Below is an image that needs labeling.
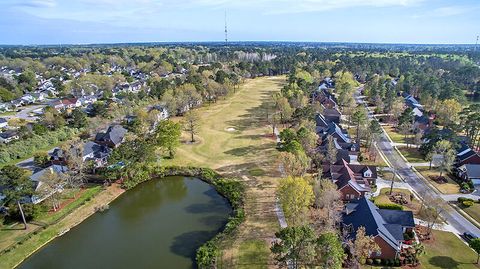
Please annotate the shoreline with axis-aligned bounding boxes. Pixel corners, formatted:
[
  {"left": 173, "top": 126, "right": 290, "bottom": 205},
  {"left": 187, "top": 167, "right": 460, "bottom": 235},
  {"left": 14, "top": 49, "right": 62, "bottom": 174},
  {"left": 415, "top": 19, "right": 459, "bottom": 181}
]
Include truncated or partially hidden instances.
[
  {"left": 6, "top": 168, "right": 244, "bottom": 269},
  {"left": 2, "top": 184, "right": 125, "bottom": 269}
]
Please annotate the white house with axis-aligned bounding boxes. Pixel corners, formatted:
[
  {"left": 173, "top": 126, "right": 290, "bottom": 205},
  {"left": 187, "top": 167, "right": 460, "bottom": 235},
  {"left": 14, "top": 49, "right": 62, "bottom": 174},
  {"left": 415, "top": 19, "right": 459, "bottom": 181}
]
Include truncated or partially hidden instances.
[{"left": 0, "top": 118, "right": 8, "bottom": 129}]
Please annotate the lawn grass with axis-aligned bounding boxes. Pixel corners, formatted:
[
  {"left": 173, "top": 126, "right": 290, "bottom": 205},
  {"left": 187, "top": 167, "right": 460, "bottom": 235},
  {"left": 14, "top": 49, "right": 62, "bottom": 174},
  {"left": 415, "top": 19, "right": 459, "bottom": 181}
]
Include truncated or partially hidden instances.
[
  {"left": 397, "top": 147, "right": 425, "bottom": 163},
  {"left": 462, "top": 203, "right": 480, "bottom": 225},
  {"left": 373, "top": 188, "right": 420, "bottom": 213},
  {"left": 416, "top": 166, "right": 460, "bottom": 194},
  {"left": 0, "top": 184, "right": 124, "bottom": 269},
  {"left": 383, "top": 125, "right": 411, "bottom": 144},
  {"left": 420, "top": 230, "right": 480, "bottom": 269},
  {"left": 164, "top": 76, "right": 286, "bottom": 267},
  {"left": 237, "top": 239, "right": 269, "bottom": 269}
]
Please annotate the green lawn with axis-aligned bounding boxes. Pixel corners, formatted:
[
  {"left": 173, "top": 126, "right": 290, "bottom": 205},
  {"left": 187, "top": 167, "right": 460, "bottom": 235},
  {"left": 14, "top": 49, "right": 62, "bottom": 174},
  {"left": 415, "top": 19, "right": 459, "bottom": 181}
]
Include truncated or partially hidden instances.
[
  {"left": 383, "top": 125, "right": 412, "bottom": 144},
  {"left": 416, "top": 166, "right": 460, "bottom": 194},
  {"left": 373, "top": 188, "right": 420, "bottom": 213},
  {"left": 237, "top": 239, "right": 269, "bottom": 269},
  {"left": 462, "top": 203, "right": 480, "bottom": 225},
  {"left": 420, "top": 230, "right": 480, "bottom": 269},
  {"left": 397, "top": 147, "right": 425, "bottom": 163}
]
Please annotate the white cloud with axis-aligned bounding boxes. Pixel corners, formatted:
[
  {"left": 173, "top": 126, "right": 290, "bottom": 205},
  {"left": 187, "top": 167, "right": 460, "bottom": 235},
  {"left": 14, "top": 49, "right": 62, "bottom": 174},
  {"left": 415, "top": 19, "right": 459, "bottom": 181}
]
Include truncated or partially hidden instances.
[
  {"left": 412, "top": 5, "right": 477, "bottom": 18},
  {"left": 13, "top": 0, "right": 56, "bottom": 8}
]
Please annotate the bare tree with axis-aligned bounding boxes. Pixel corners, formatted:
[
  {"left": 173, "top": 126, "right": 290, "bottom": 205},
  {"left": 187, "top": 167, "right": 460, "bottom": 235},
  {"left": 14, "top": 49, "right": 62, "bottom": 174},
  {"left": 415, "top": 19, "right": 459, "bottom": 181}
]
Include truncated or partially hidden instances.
[
  {"left": 347, "top": 226, "right": 380, "bottom": 268},
  {"left": 39, "top": 170, "right": 65, "bottom": 211},
  {"left": 326, "top": 135, "right": 338, "bottom": 164},
  {"left": 183, "top": 110, "right": 200, "bottom": 143},
  {"left": 313, "top": 178, "right": 342, "bottom": 231}
]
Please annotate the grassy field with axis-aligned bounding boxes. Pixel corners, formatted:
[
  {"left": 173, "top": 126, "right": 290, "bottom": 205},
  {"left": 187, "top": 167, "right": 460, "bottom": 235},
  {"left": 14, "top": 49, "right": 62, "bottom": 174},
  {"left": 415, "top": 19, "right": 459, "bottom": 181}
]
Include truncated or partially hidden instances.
[
  {"left": 165, "top": 76, "right": 286, "bottom": 268},
  {"left": 398, "top": 147, "right": 424, "bottom": 163},
  {"left": 416, "top": 166, "right": 460, "bottom": 194},
  {"left": 236, "top": 239, "right": 269, "bottom": 269},
  {"left": 420, "top": 230, "right": 480, "bottom": 269}
]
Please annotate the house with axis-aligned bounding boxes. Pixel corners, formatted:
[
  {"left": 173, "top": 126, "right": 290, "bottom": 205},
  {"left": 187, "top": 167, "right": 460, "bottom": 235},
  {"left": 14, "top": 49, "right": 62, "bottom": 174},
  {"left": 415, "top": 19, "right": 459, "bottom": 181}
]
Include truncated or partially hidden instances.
[
  {"left": 404, "top": 95, "right": 423, "bottom": 110},
  {"left": 0, "top": 118, "right": 8, "bottom": 129},
  {"left": 20, "top": 94, "right": 35, "bottom": 104},
  {"left": 31, "top": 92, "right": 47, "bottom": 102},
  {"left": 315, "top": 114, "right": 351, "bottom": 144},
  {"left": 78, "top": 95, "right": 98, "bottom": 106},
  {"left": 342, "top": 197, "right": 415, "bottom": 259},
  {"left": 95, "top": 125, "right": 128, "bottom": 148},
  {"left": 322, "top": 160, "right": 377, "bottom": 200},
  {"left": 0, "top": 131, "right": 19, "bottom": 143},
  {"left": 322, "top": 105, "right": 342, "bottom": 124},
  {"left": 317, "top": 136, "right": 358, "bottom": 164},
  {"left": 458, "top": 164, "right": 480, "bottom": 184},
  {"left": 29, "top": 165, "right": 68, "bottom": 204},
  {"left": 456, "top": 143, "right": 480, "bottom": 167},
  {"left": 83, "top": 141, "right": 111, "bottom": 167},
  {"left": 51, "top": 98, "right": 81, "bottom": 111}
]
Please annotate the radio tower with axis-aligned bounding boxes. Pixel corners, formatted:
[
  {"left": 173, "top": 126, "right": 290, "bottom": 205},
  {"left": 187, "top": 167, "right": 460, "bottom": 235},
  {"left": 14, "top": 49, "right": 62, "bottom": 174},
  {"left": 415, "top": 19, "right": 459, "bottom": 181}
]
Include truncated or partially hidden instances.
[
  {"left": 224, "top": 10, "right": 228, "bottom": 46},
  {"left": 475, "top": 35, "right": 479, "bottom": 52}
]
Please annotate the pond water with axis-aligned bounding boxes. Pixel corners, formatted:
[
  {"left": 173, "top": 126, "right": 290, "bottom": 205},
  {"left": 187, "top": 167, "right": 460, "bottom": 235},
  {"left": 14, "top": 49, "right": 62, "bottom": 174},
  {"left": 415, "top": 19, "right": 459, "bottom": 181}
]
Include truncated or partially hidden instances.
[{"left": 18, "top": 176, "right": 232, "bottom": 269}]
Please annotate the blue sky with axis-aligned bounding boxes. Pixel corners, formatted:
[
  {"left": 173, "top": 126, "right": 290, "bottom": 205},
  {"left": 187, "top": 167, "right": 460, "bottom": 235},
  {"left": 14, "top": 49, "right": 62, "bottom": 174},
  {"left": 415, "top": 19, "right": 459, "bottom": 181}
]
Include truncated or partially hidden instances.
[{"left": 0, "top": 0, "right": 479, "bottom": 45}]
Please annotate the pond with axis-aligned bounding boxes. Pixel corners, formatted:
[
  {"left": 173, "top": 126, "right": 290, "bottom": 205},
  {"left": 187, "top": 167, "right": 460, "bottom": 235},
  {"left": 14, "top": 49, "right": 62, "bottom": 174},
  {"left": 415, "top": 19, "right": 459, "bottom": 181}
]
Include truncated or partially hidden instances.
[{"left": 18, "top": 176, "right": 232, "bottom": 269}]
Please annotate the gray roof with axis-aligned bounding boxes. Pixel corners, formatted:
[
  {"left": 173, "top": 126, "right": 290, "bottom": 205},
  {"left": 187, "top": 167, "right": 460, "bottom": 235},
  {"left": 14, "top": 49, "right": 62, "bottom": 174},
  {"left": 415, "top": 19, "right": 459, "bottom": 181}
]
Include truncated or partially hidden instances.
[
  {"left": 95, "top": 125, "right": 127, "bottom": 146},
  {"left": 30, "top": 165, "right": 68, "bottom": 182},
  {"left": 0, "top": 118, "right": 7, "bottom": 124},
  {"left": 464, "top": 164, "right": 480, "bottom": 179},
  {"left": 343, "top": 197, "right": 414, "bottom": 250}
]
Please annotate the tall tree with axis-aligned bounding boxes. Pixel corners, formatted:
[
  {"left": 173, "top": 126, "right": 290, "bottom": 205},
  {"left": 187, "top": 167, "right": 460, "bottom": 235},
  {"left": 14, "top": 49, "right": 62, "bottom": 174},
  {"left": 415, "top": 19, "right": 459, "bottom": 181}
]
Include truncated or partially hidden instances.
[
  {"left": 326, "top": 135, "right": 338, "bottom": 164},
  {"left": 316, "top": 232, "right": 345, "bottom": 269},
  {"left": 313, "top": 179, "right": 342, "bottom": 230},
  {"left": 0, "top": 165, "right": 34, "bottom": 229},
  {"left": 155, "top": 120, "right": 181, "bottom": 158},
  {"left": 278, "top": 176, "right": 314, "bottom": 226},
  {"left": 183, "top": 110, "right": 200, "bottom": 143},
  {"left": 271, "top": 226, "right": 317, "bottom": 269},
  {"left": 351, "top": 106, "right": 367, "bottom": 143},
  {"left": 348, "top": 226, "right": 380, "bottom": 267},
  {"left": 469, "top": 238, "right": 480, "bottom": 264}
]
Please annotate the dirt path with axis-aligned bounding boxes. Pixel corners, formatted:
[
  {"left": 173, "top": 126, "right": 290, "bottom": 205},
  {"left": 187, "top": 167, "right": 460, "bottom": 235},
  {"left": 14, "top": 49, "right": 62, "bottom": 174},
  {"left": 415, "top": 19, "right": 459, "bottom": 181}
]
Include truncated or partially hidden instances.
[{"left": 165, "top": 76, "right": 286, "bottom": 268}]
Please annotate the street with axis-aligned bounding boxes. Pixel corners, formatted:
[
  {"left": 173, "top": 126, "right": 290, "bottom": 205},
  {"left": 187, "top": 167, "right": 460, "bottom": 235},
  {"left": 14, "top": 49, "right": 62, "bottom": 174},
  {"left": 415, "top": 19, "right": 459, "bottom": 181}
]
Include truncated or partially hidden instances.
[{"left": 355, "top": 87, "right": 480, "bottom": 237}]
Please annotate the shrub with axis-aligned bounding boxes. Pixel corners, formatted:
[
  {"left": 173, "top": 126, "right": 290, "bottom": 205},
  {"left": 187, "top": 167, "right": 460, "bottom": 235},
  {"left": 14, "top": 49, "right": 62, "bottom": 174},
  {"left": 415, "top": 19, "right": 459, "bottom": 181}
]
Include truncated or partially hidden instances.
[
  {"left": 458, "top": 197, "right": 474, "bottom": 203},
  {"left": 462, "top": 200, "right": 475, "bottom": 207},
  {"left": 366, "top": 259, "right": 373, "bottom": 265},
  {"left": 374, "top": 258, "right": 382, "bottom": 265},
  {"left": 376, "top": 203, "right": 403, "bottom": 210}
]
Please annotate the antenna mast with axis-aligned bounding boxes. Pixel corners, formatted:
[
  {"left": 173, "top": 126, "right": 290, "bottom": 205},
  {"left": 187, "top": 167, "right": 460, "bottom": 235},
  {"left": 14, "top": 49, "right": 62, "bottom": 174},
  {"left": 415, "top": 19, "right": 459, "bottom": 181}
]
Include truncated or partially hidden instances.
[
  {"left": 475, "top": 35, "right": 479, "bottom": 52},
  {"left": 224, "top": 10, "right": 228, "bottom": 46}
]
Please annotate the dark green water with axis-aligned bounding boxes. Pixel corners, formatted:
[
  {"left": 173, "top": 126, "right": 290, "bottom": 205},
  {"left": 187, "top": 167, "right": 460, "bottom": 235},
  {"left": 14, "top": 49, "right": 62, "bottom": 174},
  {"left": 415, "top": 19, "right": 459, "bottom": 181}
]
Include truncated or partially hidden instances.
[{"left": 18, "top": 176, "right": 232, "bottom": 269}]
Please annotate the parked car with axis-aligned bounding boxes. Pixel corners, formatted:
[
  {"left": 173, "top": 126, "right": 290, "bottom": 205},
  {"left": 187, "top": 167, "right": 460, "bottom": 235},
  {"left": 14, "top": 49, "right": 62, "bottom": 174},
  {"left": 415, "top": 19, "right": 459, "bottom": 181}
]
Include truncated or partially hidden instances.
[{"left": 463, "top": 232, "right": 477, "bottom": 242}]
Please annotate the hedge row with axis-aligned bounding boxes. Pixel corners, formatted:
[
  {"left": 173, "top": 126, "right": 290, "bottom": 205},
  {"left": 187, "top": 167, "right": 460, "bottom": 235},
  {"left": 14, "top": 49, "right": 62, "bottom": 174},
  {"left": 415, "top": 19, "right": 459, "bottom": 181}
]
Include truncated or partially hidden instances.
[{"left": 376, "top": 203, "right": 404, "bottom": 210}]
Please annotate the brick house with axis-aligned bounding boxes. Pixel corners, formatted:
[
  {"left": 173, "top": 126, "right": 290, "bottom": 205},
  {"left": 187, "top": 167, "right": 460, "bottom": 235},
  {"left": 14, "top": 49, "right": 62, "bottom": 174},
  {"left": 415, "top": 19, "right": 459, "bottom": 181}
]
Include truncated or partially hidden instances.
[
  {"left": 322, "top": 160, "right": 377, "bottom": 200},
  {"left": 342, "top": 197, "right": 415, "bottom": 259}
]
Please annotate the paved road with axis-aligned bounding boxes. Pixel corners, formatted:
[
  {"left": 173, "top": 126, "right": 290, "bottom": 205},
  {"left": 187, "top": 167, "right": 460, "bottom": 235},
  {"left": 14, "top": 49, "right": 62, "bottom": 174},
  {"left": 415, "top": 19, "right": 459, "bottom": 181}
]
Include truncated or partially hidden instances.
[{"left": 355, "top": 88, "right": 480, "bottom": 237}]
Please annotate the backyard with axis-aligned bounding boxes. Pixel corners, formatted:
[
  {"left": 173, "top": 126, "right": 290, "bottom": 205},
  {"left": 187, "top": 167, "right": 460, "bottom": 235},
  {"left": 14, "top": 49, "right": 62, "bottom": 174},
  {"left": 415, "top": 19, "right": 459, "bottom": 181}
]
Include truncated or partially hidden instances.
[
  {"left": 0, "top": 184, "right": 123, "bottom": 269},
  {"left": 164, "top": 76, "right": 286, "bottom": 268}
]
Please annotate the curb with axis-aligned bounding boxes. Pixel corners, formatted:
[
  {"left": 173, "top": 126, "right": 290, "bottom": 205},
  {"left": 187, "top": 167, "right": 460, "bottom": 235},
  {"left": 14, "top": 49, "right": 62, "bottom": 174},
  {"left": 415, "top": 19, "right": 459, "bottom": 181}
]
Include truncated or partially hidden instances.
[{"left": 451, "top": 203, "right": 480, "bottom": 230}]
